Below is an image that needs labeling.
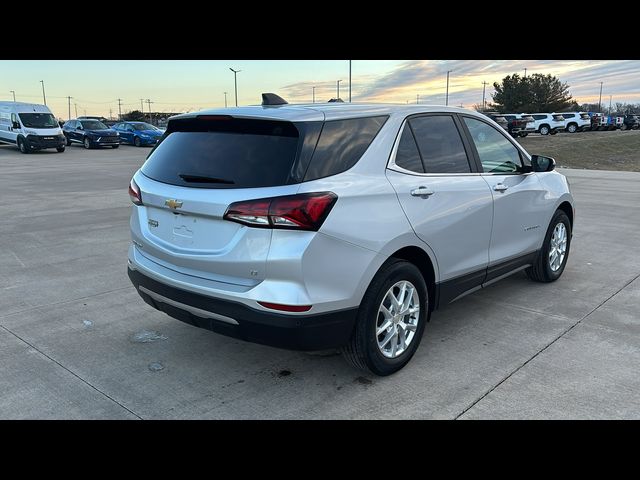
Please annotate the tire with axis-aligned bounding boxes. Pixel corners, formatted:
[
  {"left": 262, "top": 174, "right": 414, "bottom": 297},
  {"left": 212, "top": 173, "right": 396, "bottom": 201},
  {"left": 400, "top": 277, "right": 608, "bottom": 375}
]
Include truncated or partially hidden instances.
[
  {"left": 56, "top": 146, "right": 65, "bottom": 152},
  {"left": 111, "top": 144, "right": 119, "bottom": 149},
  {"left": 341, "top": 259, "right": 428, "bottom": 376},
  {"left": 17, "top": 137, "right": 29, "bottom": 154},
  {"left": 526, "top": 210, "right": 571, "bottom": 283},
  {"left": 567, "top": 123, "right": 577, "bottom": 133},
  {"left": 621, "top": 123, "right": 628, "bottom": 131},
  {"left": 539, "top": 125, "right": 550, "bottom": 135},
  {"left": 134, "top": 137, "right": 141, "bottom": 147},
  {"left": 83, "top": 137, "right": 92, "bottom": 149},
  {"left": 65, "top": 135, "right": 72, "bottom": 146}
]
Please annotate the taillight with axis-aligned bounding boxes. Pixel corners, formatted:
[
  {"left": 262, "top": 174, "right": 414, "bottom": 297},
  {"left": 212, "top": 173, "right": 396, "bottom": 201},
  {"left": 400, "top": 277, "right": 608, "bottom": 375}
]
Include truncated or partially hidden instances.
[
  {"left": 224, "top": 192, "right": 338, "bottom": 231},
  {"left": 128, "top": 179, "right": 143, "bottom": 206}
]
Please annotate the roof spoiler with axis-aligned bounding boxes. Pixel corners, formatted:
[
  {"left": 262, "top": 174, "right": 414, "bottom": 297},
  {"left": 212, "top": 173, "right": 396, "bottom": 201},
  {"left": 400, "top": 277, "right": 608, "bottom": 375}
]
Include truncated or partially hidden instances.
[{"left": 261, "top": 93, "right": 288, "bottom": 106}]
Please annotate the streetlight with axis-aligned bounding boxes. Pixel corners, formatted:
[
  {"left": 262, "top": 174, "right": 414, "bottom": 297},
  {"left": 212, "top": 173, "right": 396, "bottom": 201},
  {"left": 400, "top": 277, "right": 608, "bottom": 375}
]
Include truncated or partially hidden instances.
[
  {"left": 10, "top": 90, "right": 15, "bottom": 102},
  {"left": 224, "top": 92, "right": 228, "bottom": 108},
  {"left": 598, "top": 82, "right": 604, "bottom": 113},
  {"left": 40, "top": 80, "right": 47, "bottom": 106},
  {"left": 445, "top": 70, "right": 452, "bottom": 106},
  {"left": 482, "top": 81, "right": 488, "bottom": 111},
  {"left": 337, "top": 80, "right": 342, "bottom": 100},
  {"left": 416, "top": 94, "right": 420, "bottom": 104},
  {"left": 349, "top": 60, "right": 352, "bottom": 103},
  {"left": 312, "top": 86, "right": 316, "bottom": 103},
  {"left": 524, "top": 68, "right": 527, "bottom": 78},
  {"left": 229, "top": 68, "right": 241, "bottom": 107}
]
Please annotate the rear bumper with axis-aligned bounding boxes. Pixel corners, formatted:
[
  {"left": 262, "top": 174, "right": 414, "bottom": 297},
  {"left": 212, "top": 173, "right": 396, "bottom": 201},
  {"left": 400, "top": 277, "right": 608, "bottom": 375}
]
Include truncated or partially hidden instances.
[{"left": 128, "top": 267, "right": 358, "bottom": 351}]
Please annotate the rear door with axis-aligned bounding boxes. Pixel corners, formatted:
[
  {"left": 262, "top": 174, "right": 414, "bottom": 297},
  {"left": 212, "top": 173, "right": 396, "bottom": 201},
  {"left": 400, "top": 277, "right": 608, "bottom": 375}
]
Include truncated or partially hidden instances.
[
  {"left": 131, "top": 117, "right": 312, "bottom": 285},
  {"left": 460, "top": 115, "right": 550, "bottom": 274},
  {"left": 385, "top": 114, "right": 493, "bottom": 297}
]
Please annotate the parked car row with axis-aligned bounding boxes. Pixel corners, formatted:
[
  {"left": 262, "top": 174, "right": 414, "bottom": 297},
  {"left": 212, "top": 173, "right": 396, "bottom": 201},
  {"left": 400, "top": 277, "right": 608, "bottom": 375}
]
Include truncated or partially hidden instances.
[
  {"left": 483, "top": 110, "right": 640, "bottom": 137},
  {"left": 0, "top": 101, "right": 165, "bottom": 153}
]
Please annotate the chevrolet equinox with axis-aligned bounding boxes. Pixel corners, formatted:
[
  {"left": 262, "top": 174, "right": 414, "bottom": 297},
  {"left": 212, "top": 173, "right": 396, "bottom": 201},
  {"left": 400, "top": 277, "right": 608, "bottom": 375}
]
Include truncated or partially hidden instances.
[{"left": 127, "top": 99, "right": 574, "bottom": 376}]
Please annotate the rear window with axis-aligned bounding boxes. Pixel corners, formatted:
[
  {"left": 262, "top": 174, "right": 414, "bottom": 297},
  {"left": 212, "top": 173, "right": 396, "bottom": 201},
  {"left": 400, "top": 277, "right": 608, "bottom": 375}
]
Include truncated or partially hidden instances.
[
  {"left": 141, "top": 115, "right": 387, "bottom": 189},
  {"left": 580, "top": 113, "right": 591, "bottom": 120},
  {"left": 142, "top": 118, "right": 302, "bottom": 189}
]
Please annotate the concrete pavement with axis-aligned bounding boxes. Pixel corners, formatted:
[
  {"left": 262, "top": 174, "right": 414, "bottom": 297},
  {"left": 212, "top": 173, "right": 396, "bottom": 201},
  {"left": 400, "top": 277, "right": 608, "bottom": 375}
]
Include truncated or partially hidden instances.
[{"left": 1, "top": 143, "right": 638, "bottom": 419}]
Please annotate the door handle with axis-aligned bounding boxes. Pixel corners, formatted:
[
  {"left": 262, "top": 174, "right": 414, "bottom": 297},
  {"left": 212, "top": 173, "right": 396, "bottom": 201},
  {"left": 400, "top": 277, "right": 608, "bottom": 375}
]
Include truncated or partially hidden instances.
[
  {"left": 411, "top": 186, "right": 435, "bottom": 198},
  {"left": 494, "top": 183, "right": 509, "bottom": 192}
]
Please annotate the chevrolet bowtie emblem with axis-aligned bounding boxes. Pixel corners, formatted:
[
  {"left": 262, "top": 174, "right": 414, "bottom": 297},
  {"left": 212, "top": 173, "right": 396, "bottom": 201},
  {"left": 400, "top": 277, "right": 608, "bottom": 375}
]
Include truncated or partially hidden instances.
[{"left": 165, "top": 199, "right": 183, "bottom": 209}]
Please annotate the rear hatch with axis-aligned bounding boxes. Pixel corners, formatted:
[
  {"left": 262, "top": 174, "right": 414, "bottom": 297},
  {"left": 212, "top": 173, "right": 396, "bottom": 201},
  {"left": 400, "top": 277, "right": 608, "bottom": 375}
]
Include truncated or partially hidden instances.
[{"left": 131, "top": 115, "right": 320, "bottom": 286}]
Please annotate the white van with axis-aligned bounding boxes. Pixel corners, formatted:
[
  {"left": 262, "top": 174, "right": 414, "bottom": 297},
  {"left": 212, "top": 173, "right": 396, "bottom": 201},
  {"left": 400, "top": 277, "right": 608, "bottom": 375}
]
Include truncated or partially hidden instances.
[{"left": 0, "top": 102, "right": 66, "bottom": 153}]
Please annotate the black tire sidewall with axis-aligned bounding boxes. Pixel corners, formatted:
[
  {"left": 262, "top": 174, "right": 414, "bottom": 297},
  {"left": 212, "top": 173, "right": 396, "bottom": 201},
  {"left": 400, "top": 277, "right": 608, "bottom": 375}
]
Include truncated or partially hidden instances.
[
  {"left": 540, "top": 211, "right": 571, "bottom": 281},
  {"left": 134, "top": 137, "right": 141, "bottom": 147},
  {"left": 84, "top": 137, "right": 91, "bottom": 149},
  {"left": 358, "top": 261, "right": 428, "bottom": 375}
]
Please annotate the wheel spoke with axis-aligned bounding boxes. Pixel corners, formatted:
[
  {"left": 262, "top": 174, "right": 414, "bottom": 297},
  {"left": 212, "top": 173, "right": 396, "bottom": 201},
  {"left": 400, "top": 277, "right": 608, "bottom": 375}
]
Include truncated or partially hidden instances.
[
  {"left": 380, "top": 328, "right": 396, "bottom": 349},
  {"left": 402, "top": 286, "right": 414, "bottom": 311},
  {"left": 380, "top": 305, "right": 393, "bottom": 320},
  {"left": 403, "top": 322, "right": 417, "bottom": 332},
  {"left": 398, "top": 329, "right": 406, "bottom": 351},
  {"left": 377, "top": 320, "right": 393, "bottom": 336},
  {"left": 390, "top": 332, "right": 398, "bottom": 357}
]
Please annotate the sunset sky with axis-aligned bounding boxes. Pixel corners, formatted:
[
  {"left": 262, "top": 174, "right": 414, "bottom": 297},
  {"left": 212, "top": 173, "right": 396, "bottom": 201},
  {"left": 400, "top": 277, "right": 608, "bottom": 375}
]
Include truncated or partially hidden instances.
[{"left": 1, "top": 60, "right": 638, "bottom": 119}]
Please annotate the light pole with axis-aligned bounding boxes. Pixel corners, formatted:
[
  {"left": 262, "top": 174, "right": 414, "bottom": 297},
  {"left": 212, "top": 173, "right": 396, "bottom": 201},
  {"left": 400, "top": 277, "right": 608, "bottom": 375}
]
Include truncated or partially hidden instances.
[
  {"left": 349, "top": 60, "right": 352, "bottom": 103},
  {"left": 10, "top": 90, "right": 16, "bottom": 102},
  {"left": 312, "top": 86, "right": 316, "bottom": 103},
  {"left": 416, "top": 94, "right": 420, "bottom": 105},
  {"left": 598, "top": 82, "right": 603, "bottom": 113},
  {"left": 40, "top": 80, "right": 47, "bottom": 105},
  {"left": 229, "top": 68, "right": 241, "bottom": 107},
  {"left": 524, "top": 68, "right": 527, "bottom": 78},
  {"left": 337, "top": 80, "right": 342, "bottom": 100},
  {"left": 445, "top": 71, "right": 452, "bottom": 106},
  {"left": 74, "top": 103, "right": 78, "bottom": 117},
  {"left": 609, "top": 95, "right": 612, "bottom": 115},
  {"left": 482, "top": 81, "right": 488, "bottom": 111},
  {"left": 224, "top": 92, "right": 228, "bottom": 108},
  {"left": 67, "top": 96, "right": 72, "bottom": 120}
]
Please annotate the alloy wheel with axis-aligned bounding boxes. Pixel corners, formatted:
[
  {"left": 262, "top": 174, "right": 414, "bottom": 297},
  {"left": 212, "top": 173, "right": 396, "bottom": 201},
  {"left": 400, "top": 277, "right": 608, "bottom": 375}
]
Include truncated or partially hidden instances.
[{"left": 376, "top": 281, "right": 420, "bottom": 359}]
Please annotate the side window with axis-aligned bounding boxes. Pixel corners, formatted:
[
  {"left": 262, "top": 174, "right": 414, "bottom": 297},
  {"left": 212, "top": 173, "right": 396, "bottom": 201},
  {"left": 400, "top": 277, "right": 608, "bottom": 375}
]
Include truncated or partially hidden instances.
[
  {"left": 394, "top": 125, "right": 424, "bottom": 173},
  {"left": 126, "top": 124, "right": 135, "bottom": 132},
  {"left": 408, "top": 115, "right": 471, "bottom": 173},
  {"left": 303, "top": 115, "right": 388, "bottom": 181},
  {"left": 564, "top": 114, "right": 574, "bottom": 119},
  {"left": 11, "top": 113, "right": 19, "bottom": 125},
  {"left": 463, "top": 117, "right": 524, "bottom": 174}
]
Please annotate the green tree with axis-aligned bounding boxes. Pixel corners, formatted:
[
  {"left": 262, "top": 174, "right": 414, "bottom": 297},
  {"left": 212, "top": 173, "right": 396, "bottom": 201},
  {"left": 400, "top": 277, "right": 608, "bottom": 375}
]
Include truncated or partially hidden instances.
[
  {"left": 122, "top": 110, "right": 146, "bottom": 121},
  {"left": 492, "top": 73, "right": 576, "bottom": 113}
]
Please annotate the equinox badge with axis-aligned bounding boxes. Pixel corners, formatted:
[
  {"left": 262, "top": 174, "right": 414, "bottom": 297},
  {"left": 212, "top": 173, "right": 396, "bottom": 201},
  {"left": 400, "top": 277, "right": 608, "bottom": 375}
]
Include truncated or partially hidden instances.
[{"left": 165, "top": 199, "right": 183, "bottom": 209}]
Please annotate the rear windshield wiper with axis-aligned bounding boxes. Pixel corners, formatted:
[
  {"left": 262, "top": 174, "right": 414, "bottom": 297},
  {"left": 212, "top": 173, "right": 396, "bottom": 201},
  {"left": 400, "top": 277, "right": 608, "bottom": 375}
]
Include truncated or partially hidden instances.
[{"left": 178, "top": 174, "right": 235, "bottom": 184}]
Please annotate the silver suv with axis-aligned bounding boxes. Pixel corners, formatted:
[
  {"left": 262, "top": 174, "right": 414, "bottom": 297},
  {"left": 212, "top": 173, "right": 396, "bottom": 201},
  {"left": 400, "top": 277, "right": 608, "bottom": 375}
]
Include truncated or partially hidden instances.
[{"left": 127, "top": 101, "right": 574, "bottom": 376}]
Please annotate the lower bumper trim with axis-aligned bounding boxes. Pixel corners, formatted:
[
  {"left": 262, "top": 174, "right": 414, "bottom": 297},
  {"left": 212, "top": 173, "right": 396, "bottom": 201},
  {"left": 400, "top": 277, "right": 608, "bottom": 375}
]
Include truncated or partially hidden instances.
[{"left": 128, "top": 267, "right": 358, "bottom": 351}]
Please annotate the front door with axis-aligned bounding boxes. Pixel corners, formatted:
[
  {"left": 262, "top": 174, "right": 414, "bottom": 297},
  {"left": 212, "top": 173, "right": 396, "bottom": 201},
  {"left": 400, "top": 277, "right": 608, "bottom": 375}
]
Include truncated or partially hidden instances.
[
  {"left": 460, "top": 115, "right": 550, "bottom": 274},
  {"left": 385, "top": 114, "right": 494, "bottom": 303}
]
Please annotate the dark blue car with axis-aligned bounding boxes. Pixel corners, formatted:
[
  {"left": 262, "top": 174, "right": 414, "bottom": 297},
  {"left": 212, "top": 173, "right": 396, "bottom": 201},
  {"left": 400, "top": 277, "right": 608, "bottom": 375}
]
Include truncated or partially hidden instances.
[{"left": 112, "top": 121, "right": 164, "bottom": 147}]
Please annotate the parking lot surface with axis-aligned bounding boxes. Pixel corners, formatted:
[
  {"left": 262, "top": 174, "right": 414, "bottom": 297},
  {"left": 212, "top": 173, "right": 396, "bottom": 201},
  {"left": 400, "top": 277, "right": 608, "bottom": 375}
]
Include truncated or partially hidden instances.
[{"left": 1, "top": 143, "right": 639, "bottom": 419}]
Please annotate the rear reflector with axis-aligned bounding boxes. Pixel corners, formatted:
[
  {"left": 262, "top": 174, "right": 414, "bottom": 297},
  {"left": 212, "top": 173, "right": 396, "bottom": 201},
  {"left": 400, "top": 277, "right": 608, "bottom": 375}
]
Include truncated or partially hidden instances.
[
  {"left": 224, "top": 192, "right": 337, "bottom": 231},
  {"left": 128, "top": 179, "right": 143, "bottom": 205},
  {"left": 258, "top": 301, "right": 312, "bottom": 312}
]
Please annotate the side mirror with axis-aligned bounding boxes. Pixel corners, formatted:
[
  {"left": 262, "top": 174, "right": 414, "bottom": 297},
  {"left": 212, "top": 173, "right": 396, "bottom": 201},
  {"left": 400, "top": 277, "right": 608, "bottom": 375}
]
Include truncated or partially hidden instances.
[
  {"left": 12, "top": 121, "right": 20, "bottom": 129},
  {"left": 531, "top": 154, "right": 556, "bottom": 172}
]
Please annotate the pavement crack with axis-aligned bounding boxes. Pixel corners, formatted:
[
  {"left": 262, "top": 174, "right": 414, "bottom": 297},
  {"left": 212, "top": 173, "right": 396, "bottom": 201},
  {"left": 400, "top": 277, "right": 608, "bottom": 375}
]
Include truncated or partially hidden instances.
[
  {"left": 0, "top": 286, "right": 132, "bottom": 320},
  {"left": 0, "top": 324, "right": 142, "bottom": 420},
  {"left": 454, "top": 271, "right": 640, "bottom": 420}
]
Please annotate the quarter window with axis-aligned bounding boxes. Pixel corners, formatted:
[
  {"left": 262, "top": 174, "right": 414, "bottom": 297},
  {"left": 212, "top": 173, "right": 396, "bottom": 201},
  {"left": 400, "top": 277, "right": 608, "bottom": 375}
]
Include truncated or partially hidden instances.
[
  {"left": 408, "top": 115, "right": 471, "bottom": 173},
  {"left": 463, "top": 117, "right": 524, "bottom": 174},
  {"left": 394, "top": 126, "right": 424, "bottom": 173}
]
